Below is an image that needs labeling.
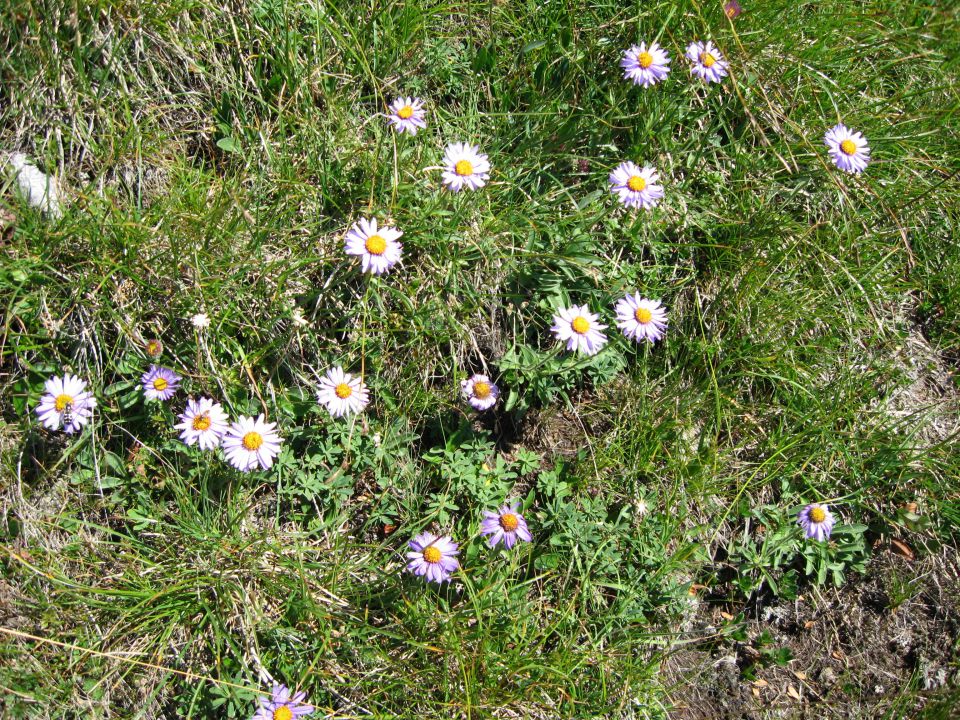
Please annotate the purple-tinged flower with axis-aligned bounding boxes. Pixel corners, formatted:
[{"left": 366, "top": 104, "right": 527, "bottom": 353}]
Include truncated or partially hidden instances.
[
  {"left": 798, "top": 503, "right": 835, "bottom": 542},
  {"left": 461, "top": 374, "right": 499, "bottom": 411},
  {"left": 620, "top": 41, "right": 671, "bottom": 87},
  {"left": 441, "top": 143, "right": 490, "bottom": 192},
  {"left": 316, "top": 366, "right": 370, "bottom": 418},
  {"left": 174, "top": 397, "right": 229, "bottom": 451},
  {"left": 686, "top": 40, "right": 729, "bottom": 83},
  {"left": 406, "top": 532, "right": 459, "bottom": 583},
  {"left": 222, "top": 414, "right": 282, "bottom": 472},
  {"left": 724, "top": 0, "right": 743, "bottom": 19},
  {"left": 345, "top": 217, "right": 403, "bottom": 275},
  {"left": 145, "top": 338, "right": 163, "bottom": 359},
  {"left": 387, "top": 96, "right": 427, "bottom": 136},
  {"left": 480, "top": 503, "right": 532, "bottom": 549},
  {"left": 609, "top": 161, "right": 664, "bottom": 209},
  {"left": 824, "top": 124, "right": 871, "bottom": 174},
  {"left": 252, "top": 683, "right": 313, "bottom": 720},
  {"left": 615, "top": 294, "right": 668, "bottom": 344},
  {"left": 141, "top": 365, "right": 181, "bottom": 402},
  {"left": 551, "top": 304, "right": 608, "bottom": 356},
  {"left": 35, "top": 373, "right": 96, "bottom": 434}
]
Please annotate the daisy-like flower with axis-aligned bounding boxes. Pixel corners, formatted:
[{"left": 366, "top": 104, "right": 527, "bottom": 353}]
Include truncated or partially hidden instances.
[
  {"left": 387, "top": 96, "right": 427, "bottom": 136},
  {"left": 798, "top": 503, "right": 835, "bottom": 542},
  {"left": 252, "top": 683, "right": 313, "bottom": 720},
  {"left": 824, "top": 124, "right": 871, "bottom": 174},
  {"left": 222, "top": 414, "right": 282, "bottom": 472},
  {"left": 615, "top": 294, "right": 668, "bottom": 344},
  {"left": 609, "top": 161, "right": 664, "bottom": 209},
  {"left": 620, "top": 42, "right": 671, "bottom": 88},
  {"left": 461, "top": 374, "right": 499, "bottom": 411},
  {"left": 441, "top": 142, "right": 490, "bottom": 192},
  {"left": 316, "top": 366, "right": 369, "bottom": 418},
  {"left": 686, "top": 40, "right": 729, "bottom": 83},
  {"left": 551, "top": 305, "right": 608, "bottom": 356},
  {"left": 145, "top": 338, "right": 163, "bottom": 359},
  {"left": 344, "top": 217, "right": 403, "bottom": 275},
  {"left": 480, "top": 503, "right": 532, "bottom": 549},
  {"left": 191, "top": 312, "right": 211, "bottom": 329},
  {"left": 141, "top": 365, "right": 181, "bottom": 402},
  {"left": 35, "top": 373, "right": 96, "bottom": 434},
  {"left": 174, "top": 397, "right": 229, "bottom": 451},
  {"left": 406, "top": 532, "right": 459, "bottom": 583}
]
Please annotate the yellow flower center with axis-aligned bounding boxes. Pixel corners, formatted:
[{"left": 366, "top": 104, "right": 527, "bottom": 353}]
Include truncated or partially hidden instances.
[
  {"left": 637, "top": 51, "right": 654, "bottom": 69},
  {"left": 397, "top": 105, "right": 414, "bottom": 119},
  {"left": 273, "top": 707, "right": 293, "bottom": 720},
  {"left": 500, "top": 513, "right": 519, "bottom": 532},
  {"left": 840, "top": 139, "right": 857, "bottom": 156},
  {"left": 335, "top": 383, "right": 353, "bottom": 399},
  {"left": 472, "top": 381, "right": 491, "bottom": 399},
  {"left": 54, "top": 394, "right": 74, "bottom": 412},
  {"left": 571, "top": 316, "right": 591, "bottom": 334},
  {"left": 455, "top": 159, "right": 473, "bottom": 176},
  {"left": 242, "top": 431, "right": 263, "bottom": 451},
  {"left": 809, "top": 507, "right": 827, "bottom": 523},
  {"left": 146, "top": 340, "right": 162, "bottom": 357},
  {"left": 627, "top": 175, "right": 646, "bottom": 192},
  {"left": 192, "top": 414, "right": 212, "bottom": 431},
  {"left": 152, "top": 378, "right": 168, "bottom": 392},
  {"left": 422, "top": 546, "right": 442, "bottom": 563},
  {"left": 700, "top": 52, "right": 716, "bottom": 68},
  {"left": 634, "top": 307, "right": 653, "bottom": 324},
  {"left": 365, "top": 234, "right": 387, "bottom": 255}
]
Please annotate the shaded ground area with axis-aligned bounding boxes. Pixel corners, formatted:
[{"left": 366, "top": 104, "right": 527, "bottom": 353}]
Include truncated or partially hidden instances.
[{"left": 665, "top": 549, "right": 960, "bottom": 718}]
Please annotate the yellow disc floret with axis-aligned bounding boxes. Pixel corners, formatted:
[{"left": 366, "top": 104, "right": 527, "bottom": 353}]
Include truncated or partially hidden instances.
[
  {"left": 273, "top": 706, "right": 293, "bottom": 720},
  {"left": 627, "top": 175, "right": 647, "bottom": 192},
  {"left": 500, "top": 513, "right": 519, "bottom": 531},
  {"left": 840, "top": 139, "right": 857, "bottom": 156},
  {"left": 700, "top": 52, "right": 716, "bottom": 68},
  {"left": 54, "top": 394, "right": 74, "bottom": 412},
  {"left": 397, "top": 105, "right": 414, "bottom": 119},
  {"left": 365, "top": 234, "right": 387, "bottom": 255},
  {"left": 472, "top": 381, "right": 491, "bottom": 399},
  {"left": 637, "top": 51, "right": 654, "bottom": 69},
  {"left": 422, "top": 546, "right": 442, "bottom": 563},
  {"left": 571, "top": 316, "right": 591, "bottom": 334},
  {"left": 192, "top": 414, "right": 212, "bottom": 431},
  {"left": 809, "top": 506, "right": 827, "bottom": 523},
  {"left": 455, "top": 159, "right": 474, "bottom": 176},
  {"left": 335, "top": 383, "right": 353, "bottom": 399},
  {"left": 634, "top": 307, "right": 653, "bottom": 324},
  {"left": 242, "top": 431, "right": 263, "bottom": 451},
  {"left": 153, "top": 378, "right": 168, "bottom": 392}
]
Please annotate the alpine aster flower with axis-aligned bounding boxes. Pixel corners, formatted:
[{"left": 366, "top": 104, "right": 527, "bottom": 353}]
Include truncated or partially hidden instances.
[
  {"left": 252, "top": 684, "right": 313, "bottom": 720},
  {"left": 317, "top": 366, "right": 369, "bottom": 418},
  {"left": 174, "top": 397, "right": 229, "bottom": 451},
  {"left": 387, "top": 96, "right": 427, "bottom": 136},
  {"left": 615, "top": 294, "right": 668, "bottom": 344},
  {"left": 141, "top": 365, "right": 181, "bottom": 402},
  {"left": 222, "top": 414, "right": 282, "bottom": 472},
  {"left": 145, "top": 338, "right": 163, "bottom": 359},
  {"left": 461, "top": 374, "right": 499, "bottom": 411},
  {"left": 620, "top": 42, "right": 671, "bottom": 87},
  {"left": 35, "top": 373, "right": 96, "bottom": 434},
  {"left": 824, "top": 124, "right": 871, "bottom": 174},
  {"left": 441, "top": 143, "right": 490, "bottom": 192},
  {"left": 686, "top": 40, "right": 729, "bottom": 83},
  {"left": 798, "top": 503, "right": 835, "bottom": 542},
  {"left": 551, "top": 305, "right": 608, "bottom": 356},
  {"left": 480, "top": 503, "right": 532, "bottom": 549},
  {"left": 406, "top": 532, "right": 459, "bottom": 583},
  {"left": 609, "top": 161, "right": 664, "bottom": 209},
  {"left": 344, "top": 217, "right": 403, "bottom": 275}
]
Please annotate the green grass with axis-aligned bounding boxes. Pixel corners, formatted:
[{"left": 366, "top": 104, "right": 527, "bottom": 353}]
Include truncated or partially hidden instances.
[{"left": 1, "top": 0, "right": 959, "bottom": 717}]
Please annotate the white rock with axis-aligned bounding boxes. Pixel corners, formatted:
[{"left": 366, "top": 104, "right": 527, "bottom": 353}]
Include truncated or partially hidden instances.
[{"left": 6, "top": 153, "right": 63, "bottom": 218}]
